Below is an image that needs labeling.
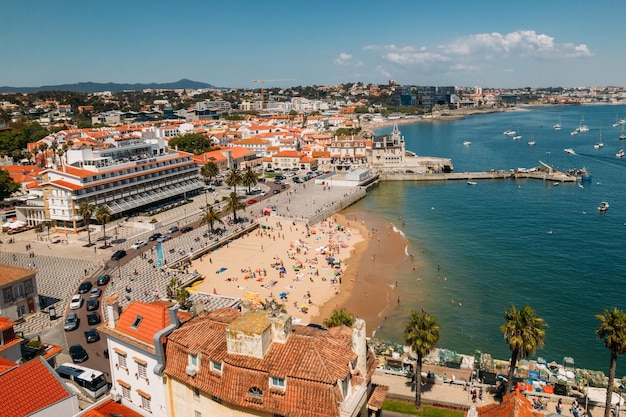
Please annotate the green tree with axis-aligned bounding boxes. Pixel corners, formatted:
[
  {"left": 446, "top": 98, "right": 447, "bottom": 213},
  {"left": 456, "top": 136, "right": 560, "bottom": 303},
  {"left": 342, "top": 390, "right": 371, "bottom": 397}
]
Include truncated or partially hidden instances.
[
  {"left": 94, "top": 205, "right": 111, "bottom": 247},
  {"left": 168, "top": 133, "right": 215, "bottom": 155},
  {"left": 500, "top": 305, "right": 547, "bottom": 394},
  {"left": 224, "top": 191, "right": 245, "bottom": 223},
  {"left": 225, "top": 167, "right": 242, "bottom": 193},
  {"left": 241, "top": 167, "right": 258, "bottom": 194},
  {"left": 0, "top": 169, "right": 20, "bottom": 200},
  {"left": 404, "top": 310, "right": 440, "bottom": 406},
  {"left": 323, "top": 308, "right": 355, "bottom": 328},
  {"left": 596, "top": 307, "right": 626, "bottom": 417},
  {"left": 200, "top": 205, "right": 223, "bottom": 234},
  {"left": 200, "top": 161, "right": 219, "bottom": 184},
  {"left": 77, "top": 202, "right": 95, "bottom": 246}
]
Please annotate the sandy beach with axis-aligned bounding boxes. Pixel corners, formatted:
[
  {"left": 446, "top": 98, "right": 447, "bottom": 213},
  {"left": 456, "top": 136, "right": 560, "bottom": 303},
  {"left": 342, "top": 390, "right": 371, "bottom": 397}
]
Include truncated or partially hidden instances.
[{"left": 191, "top": 215, "right": 366, "bottom": 324}]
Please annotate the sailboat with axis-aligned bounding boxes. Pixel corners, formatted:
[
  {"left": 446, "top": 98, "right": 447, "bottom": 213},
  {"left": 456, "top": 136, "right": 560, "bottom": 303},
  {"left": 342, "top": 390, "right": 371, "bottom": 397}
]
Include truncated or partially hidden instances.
[
  {"left": 620, "top": 124, "right": 625, "bottom": 141},
  {"left": 527, "top": 131, "right": 536, "bottom": 146},
  {"left": 617, "top": 149, "right": 625, "bottom": 159},
  {"left": 613, "top": 114, "right": 620, "bottom": 128},
  {"left": 594, "top": 124, "right": 604, "bottom": 149},
  {"left": 572, "top": 116, "right": 589, "bottom": 135},
  {"left": 553, "top": 116, "right": 562, "bottom": 131}
]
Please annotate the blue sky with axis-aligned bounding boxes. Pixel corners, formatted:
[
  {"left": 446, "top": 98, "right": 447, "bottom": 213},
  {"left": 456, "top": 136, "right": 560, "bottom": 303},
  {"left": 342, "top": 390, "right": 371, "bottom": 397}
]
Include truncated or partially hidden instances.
[{"left": 2, "top": 0, "right": 625, "bottom": 89}]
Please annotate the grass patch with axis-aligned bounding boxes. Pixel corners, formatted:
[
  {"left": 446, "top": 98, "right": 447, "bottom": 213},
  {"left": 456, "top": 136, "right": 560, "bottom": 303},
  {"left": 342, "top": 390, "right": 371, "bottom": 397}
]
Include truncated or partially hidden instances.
[{"left": 382, "top": 400, "right": 465, "bottom": 417}]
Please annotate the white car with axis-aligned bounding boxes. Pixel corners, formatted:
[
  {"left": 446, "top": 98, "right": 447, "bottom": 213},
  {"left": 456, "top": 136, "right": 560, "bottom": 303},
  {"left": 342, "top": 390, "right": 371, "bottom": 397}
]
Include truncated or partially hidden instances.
[
  {"left": 69, "top": 294, "right": 83, "bottom": 310},
  {"left": 131, "top": 240, "right": 147, "bottom": 250}
]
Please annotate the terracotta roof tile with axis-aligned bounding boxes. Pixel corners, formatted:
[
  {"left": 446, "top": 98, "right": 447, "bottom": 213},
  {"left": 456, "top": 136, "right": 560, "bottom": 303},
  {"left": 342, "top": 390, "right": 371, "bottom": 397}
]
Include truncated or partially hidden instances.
[
  {"left": 164, "top": 308, "right": 360, "bottom": 417},
  {"left": 0, "top": 264, "right": 36, "bottom": 287},
  {"left": 0, "top": 357, "right": 73, "bottom": 417},
  {"left": 80, "top": 398, "right": 145, "bottom": 417}
]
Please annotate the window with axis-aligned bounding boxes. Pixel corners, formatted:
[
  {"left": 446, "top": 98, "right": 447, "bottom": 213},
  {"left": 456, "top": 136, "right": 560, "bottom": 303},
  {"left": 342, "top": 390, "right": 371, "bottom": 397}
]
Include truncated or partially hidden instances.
[
  {"left": 131, "top": 316, "right": 143, "bottom": 328},
  {"left": 137, "top": 361, "right": 147, "bottom": 378},
  {"left": 210, "top": 360, "right": 222, "bottom": 373},
  {"left": 270, "top": 376, "right": 285, "bottom": 389},
  {"left": 193, "top": 387, "right": 200, "bottom": 400},
  {"left": 117, "top": 351, "right": 127, "bottom": 369},
  {"left": 138, "top": 390, "right": 151, "bottom": 412},
  {"left": 121, "top": 384, "right": 131, "bottom": 400},
  {"left": 189, "top": 353, "right": 198, "bottom": 367},
  {"left": 195, "top": 411, "right": 202, "bottom": 417},
  {"left": 247, "top": 387, "right": 263, "bottom": 400}
]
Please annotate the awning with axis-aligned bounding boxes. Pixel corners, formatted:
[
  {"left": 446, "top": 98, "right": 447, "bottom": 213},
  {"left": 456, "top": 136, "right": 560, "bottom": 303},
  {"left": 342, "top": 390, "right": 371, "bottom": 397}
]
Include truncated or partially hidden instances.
[{"left": 367, "top": 385, "right": 389, "bottom": 411}]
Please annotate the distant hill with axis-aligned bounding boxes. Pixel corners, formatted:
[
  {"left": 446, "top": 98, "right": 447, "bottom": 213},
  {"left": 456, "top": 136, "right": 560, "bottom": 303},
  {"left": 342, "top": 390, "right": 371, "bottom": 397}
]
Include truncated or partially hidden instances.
[{"left": 0, "top": 79, "right": 216, "bottom": 94}]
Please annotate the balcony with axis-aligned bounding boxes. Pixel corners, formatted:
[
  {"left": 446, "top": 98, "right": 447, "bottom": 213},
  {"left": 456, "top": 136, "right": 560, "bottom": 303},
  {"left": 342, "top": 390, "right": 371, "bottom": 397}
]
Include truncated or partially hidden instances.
[{"left": 338, "top": 379, "right": 367, "bottom": 417}]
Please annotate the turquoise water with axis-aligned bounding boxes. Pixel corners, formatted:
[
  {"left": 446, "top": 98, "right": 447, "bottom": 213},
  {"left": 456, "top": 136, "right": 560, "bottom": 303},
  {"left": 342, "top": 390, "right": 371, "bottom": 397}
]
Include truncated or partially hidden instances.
[{"left": 345, "top": 105, "right": 626, "bottom": 374}]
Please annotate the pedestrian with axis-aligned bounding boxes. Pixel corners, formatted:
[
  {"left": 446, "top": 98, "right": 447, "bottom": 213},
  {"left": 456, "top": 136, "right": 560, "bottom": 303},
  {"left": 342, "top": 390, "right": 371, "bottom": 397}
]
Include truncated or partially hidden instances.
[{"left": 557, "top": 398, "right": 563, "bottom": 414}]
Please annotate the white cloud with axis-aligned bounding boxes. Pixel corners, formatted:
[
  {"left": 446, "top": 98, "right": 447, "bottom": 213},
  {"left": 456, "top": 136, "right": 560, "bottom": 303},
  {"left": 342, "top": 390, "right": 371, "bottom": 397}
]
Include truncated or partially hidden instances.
[
  {"left": 334, "top": 53, "right": 353, "bottom": 65},
  {"left": 384, "top": 51, "right": 450, "bottom": 65},
  {"left": 442, "top": 30, "right": 593, "bottom": 59},
  {"left": 364, "top": 44, "right": 415, "bottom": 52}
]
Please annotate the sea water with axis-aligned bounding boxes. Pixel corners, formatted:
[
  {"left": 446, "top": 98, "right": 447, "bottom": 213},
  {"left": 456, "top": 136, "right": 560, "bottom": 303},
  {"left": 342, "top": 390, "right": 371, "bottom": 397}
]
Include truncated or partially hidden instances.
[{"left": 344, "top": 104, "right": 626, "bottom": 375}]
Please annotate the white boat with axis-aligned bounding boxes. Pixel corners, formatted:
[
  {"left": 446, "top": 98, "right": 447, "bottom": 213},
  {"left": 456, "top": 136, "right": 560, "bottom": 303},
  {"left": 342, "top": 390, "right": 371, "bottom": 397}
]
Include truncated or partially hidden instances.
[
  {"left": 467, "top": 181, "right": 477, "bottom": 186},
  {"left": 598, "top": 201, "right": 609, "bottom": 212},
  {"left": 463, "top": 141, "right": 472, "bottom": 146},
  {"left": 553, "top": 117, "right": 562, "bottom": 130},
  {"left": 613, "top": 114, "right": 620, "bottom": 128},
  {"left": 617, "top": 149, "right": 625, "bottom": 158},
  {"left": 620, "top": 124, "right": 625, "bottom": 140},
  {"left": 571, "top": 116, "right": 589, "bottom": 135},
  {"left": 503, "top": 130, "right": 516, "bottom": 136},
  {"left": 527, "top": 140, "right": 536, "bottom": 146},
  {"left": 513, "top": 134, "right": 522, "bottom": 140},
  {"left": 564, "top": 148, "right": 576, "bottom": 155},
  {"left": 594, "top": 126, "right": 604, "bottom": 149}
]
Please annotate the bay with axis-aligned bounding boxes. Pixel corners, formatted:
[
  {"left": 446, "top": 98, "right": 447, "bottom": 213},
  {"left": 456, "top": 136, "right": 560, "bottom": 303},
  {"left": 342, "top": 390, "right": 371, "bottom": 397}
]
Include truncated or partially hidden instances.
[{"left": 344, "top": 104, "right": 626, "bottom": 375}]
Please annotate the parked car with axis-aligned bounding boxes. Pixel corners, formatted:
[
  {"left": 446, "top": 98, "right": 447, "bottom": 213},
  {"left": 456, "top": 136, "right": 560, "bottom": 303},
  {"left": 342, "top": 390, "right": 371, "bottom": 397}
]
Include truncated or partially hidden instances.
[
  {"left": 64, "top": 313, "right": 79, "bottom": 331},
  {"left": 280, "top": 184, "right": 286, "bottom": 189},
  {"left": 148, "top": 232, "right": 162, "bottom": 241},
  {"left": 84, "top": 329, "right": 100, "bottom": 343},
  {"left": 111, "top": 250, "right": 127, "bottom": 261},
  {"left": 89, "top": 287, "right": 102, "bottom": 298},
  {"left": 247, "top": 199, "right": 257, "bottom": 205},
  {"left": 69, "top": 294, "right": 83, "bottom": 310},
  {"left": 131, "top": 240, "right": 147, "bottom": 250},
  {"left": 86, "top": 299, "right": 99, "bottom": 311},
  {"left": 273, "top": 189, "right": 280, "bottom": 194},
  {"left": 156, "top": 235, "right": 171, "bottom": 243},
  {"left": 87, "top": 312, "right": 101, "bottom": 325},
  {"left": 180, "top": 226, "right": 193, "bottom": 233},
  {"left": 97, "top": 274, "right": 110, "bottom": 286},
  {"left": 69, "top": 344, "right": 88, "bottom": 363},
  {"left": 77, "top": 281, "right": 93, "bottom": 294},
  {"left": 167, "top": 226, "right": 179, "bottom": 234}
]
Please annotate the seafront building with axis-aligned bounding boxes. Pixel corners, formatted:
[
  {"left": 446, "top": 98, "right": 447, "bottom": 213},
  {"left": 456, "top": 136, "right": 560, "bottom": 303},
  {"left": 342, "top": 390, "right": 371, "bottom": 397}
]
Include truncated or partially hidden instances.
[{"left": 163, "top": 307, "right": 386, "bottom": 417}]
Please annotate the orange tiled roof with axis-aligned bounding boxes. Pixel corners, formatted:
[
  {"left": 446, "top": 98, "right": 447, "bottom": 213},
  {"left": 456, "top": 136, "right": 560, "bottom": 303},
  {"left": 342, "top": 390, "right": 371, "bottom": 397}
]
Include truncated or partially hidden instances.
[
  {"left": 0, "top": 264, "right": 35, "bottom": 287},
  {"left": 80, "top": 398, "right": 145, "bottom": 417},
  {"left": 0, "top": 357, "right": 73, "bottom": 417},
  {"left": 477, "top": 390, "right": 543, "bottom": 417},
  {"left": 0, "top": 356, "right": 15, "bottom": 373},
  {"left": 164, "top": 308, "right": 359, "bottom": 417},
  {"left": 107, "top": 301, "right": 191, "bottom": 347}
]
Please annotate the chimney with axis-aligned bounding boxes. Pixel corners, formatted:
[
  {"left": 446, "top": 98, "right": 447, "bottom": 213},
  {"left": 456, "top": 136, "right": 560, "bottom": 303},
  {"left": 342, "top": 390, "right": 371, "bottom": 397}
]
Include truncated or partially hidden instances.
[
  {"left": 351, "top": 318, "right": 367, "bottom": 377},
  {"left": 105, "top": 294, "right": 120, "bottom": 329},
  {"left": 270, "top": 312, "right": 292, "bottom": 344}
]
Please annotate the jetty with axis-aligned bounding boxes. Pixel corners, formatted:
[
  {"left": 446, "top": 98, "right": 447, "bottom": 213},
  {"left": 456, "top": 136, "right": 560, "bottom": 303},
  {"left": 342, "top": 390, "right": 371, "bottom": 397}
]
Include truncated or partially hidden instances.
[{"left": 380, "top": 168, "right": 576, "bottom": 183}]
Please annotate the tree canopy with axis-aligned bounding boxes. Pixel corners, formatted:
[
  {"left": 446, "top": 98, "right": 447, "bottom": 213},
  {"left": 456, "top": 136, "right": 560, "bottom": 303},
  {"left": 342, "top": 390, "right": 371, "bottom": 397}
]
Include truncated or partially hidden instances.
[
  {"left": 168, "top": 133, "right": 218, "bottom": 155},
  {"left": 0, "top": 169, "right": 20, "bottom": 199},
  {"left": 596, "top": 307, "right": 626, "bottom": 417}
]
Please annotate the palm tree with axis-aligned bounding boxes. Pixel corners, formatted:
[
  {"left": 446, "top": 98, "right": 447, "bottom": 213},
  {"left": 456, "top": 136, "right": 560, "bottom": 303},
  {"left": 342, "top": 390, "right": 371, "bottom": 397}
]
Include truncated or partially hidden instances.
[
  {"left": 200, "top": 161, "right": 219, "bottom": 184},
  {"left": 404, "top": 310, "right": 440, "bottom": 406},
  {"left": 241, "top": 166, "right": 258, "bottom": 194},
  {"left": 224, "top": 167, "right": 242, "bottom": 193},
  {"left": 500, "top": 305, "right": 547, "bottom": 394},
  {"left": 224, "top": 191, "right": 245, "bottom": 223},
  {"left": 77, "top": 202, "right": 95, "bottom": 246},
  {"left": 596, "top": 308, "right": 626, "bottom": 417},
  {"left": 200, "top": 205, "right": 223, "bottom": 234},
  {"left": 94, "top": 205, "right": 111, "bottom": 247},
  {"left": 323, "top": 308, "right": 355, "bottom": 328},
  {"left": 37, "top": 143, "right": 48, "bottom": 167}
]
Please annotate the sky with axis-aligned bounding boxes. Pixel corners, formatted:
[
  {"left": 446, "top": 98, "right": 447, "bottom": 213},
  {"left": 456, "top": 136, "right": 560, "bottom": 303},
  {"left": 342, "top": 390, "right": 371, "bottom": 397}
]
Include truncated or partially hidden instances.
[{"left": 2, "top": 0, "right": 626, "bottom": 89}]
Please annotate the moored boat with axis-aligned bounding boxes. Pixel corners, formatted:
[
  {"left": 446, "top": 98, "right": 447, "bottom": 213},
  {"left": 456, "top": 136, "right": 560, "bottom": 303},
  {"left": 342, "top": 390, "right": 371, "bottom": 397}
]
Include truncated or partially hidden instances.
[
  {"left": 598, "top": 201, "right": 609, "bottom": 212},
  {"left": 564, "top": 148, "right": 576, "bottom": 155}
]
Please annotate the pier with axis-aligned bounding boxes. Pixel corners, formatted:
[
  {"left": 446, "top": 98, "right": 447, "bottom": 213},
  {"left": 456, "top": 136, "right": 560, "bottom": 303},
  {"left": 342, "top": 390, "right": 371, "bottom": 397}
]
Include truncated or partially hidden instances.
[{"left": 379, "top": 169, "right": 577, "bottom": 183}]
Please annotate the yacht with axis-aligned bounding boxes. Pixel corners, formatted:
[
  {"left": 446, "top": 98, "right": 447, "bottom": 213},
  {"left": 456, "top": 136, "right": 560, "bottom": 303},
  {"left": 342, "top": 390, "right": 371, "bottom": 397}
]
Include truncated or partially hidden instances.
[
  {"left": 463, "top": 141, "right": 472, "bottom": 146},
  {"left": 513, "top": 134, "right": 522, "bottom": 140},
  {"left": 527, "top": 140, "right": 536, "bottom": 146},
  {"left": 503, "top": 130, "right": 516, "bottom": 136},
  {"left": 598, "top": 201, "right": 609, "bottom": 212},
  {"left": 617, "top": 149, "right": 625, "bottom": 159},
  {"left": 553, "top": 117, "right": 562, "bottom": 130},
  {"left": 564, "top": 148, "right": 576, "bottom": 155}
]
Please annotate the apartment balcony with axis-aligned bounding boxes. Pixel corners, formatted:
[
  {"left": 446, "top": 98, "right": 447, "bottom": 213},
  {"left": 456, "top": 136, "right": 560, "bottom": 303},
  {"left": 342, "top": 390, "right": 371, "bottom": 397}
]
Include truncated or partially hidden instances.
[{"left": 103, "top": 181, "right": 201, "bottom": 214}]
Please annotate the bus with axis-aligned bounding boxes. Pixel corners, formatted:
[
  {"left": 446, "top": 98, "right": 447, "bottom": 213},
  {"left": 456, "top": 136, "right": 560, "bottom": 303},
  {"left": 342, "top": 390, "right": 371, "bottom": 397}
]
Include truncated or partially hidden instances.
[{"left": 56, "top": 362, "right": 108, "bottom": 399}]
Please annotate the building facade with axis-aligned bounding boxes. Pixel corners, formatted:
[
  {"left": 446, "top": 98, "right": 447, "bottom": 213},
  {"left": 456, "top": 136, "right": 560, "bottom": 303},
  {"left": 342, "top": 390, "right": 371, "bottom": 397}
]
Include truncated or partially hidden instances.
[{"left": 0, "top": 264, "right": 39, "bottom": 322}]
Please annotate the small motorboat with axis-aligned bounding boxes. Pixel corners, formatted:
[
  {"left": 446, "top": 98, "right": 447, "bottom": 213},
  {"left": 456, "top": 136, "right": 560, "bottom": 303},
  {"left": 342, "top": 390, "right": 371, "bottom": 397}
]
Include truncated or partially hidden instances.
[
  {"left": 527, "top": 140, "right": 536, "bottom": 146},
  {"left": 598, "top": 201, "right": 609, "bottom": 212},
  {"left": 463, "top": 141, "right": 471, "bottom": 146},
  {"left": 564, "top": 148, "right": 576, "bottom": 155},
  {"left": 467, "top": 181, "right": 477, "bottom": 186},
  {"left": 617, "top": 149, "right": 625, "bottom": 159}
]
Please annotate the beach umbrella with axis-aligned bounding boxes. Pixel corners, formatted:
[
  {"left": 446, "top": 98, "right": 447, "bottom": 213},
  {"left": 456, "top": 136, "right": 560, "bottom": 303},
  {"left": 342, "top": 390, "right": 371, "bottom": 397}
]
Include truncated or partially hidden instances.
[{"left": 279, "top": 292, "right": 287, "bottom": 298}]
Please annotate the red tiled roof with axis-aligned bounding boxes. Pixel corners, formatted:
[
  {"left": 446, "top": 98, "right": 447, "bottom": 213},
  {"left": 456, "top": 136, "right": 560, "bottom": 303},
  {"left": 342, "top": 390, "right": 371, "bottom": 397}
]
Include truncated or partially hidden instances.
[
  {"left": 0, "top": 264, "right": 36, "bottom": 287},
  {"left": 80, "top": 398, "right": 145, "bottom": 417},
  {"left": 0, "top": 356, "right": 15, "bottom": 373},
  {"left": 164, "top": 308, "right": 359, "bottom": 417},
  {"left": 108, "top": 301, "right": 191, "bottom": 347},
  {"left": 477, "top": 390, "right": 543, "bottom": 417},
  {"left": 0, "top": 357, "right": 73, "bottom": 417}
]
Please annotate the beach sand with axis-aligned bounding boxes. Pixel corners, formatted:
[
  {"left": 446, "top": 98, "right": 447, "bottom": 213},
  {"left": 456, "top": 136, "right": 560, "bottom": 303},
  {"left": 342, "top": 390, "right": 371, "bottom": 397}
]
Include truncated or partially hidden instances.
[{"left": 191, "top": 215, "right": 366, "bottom": 324}]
